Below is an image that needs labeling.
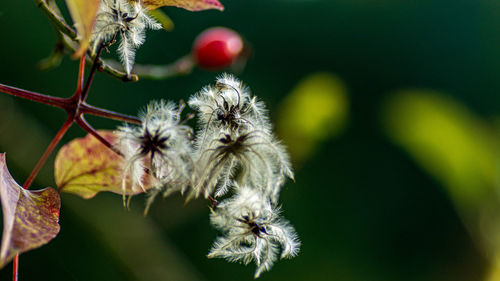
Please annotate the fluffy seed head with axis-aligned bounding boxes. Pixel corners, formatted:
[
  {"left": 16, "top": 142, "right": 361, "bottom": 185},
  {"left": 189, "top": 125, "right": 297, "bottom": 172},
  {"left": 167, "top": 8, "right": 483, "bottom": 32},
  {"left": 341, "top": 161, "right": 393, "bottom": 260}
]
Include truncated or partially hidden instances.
[
  {"left": 116, "top": 100, "right": 194, "bottom": 208},
  {"left": 91, "top": 0, "right": 161, "bottom": 74},
  {"left": 208, "top": 186, "right": 300, "bottom": 278},
  {"left": 188, "top": 73, "right": 270, "bottom": 133}
]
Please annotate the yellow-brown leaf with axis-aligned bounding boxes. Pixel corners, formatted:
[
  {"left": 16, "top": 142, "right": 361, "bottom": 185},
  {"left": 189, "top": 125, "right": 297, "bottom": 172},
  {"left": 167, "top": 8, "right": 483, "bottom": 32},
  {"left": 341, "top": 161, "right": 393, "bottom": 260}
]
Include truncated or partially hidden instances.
[
  {"left": 0, "top": 153, "right": 60, "bottom": 268},
  {"left": 141, "top": 0, "right": 224, "bottom": 11},
  {"left": 65, "top": 0, "right": 101, "bottom": 57},
  {"left": 54, "top": 131, "right": 151, "bottom": 199}
]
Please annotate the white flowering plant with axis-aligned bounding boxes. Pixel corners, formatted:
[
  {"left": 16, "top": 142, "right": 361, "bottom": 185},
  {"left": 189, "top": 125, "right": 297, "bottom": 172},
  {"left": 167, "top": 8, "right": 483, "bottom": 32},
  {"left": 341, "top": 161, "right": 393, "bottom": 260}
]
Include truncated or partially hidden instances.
[{"left": 0, "top": 0, "right": 299, "bottom": 280}]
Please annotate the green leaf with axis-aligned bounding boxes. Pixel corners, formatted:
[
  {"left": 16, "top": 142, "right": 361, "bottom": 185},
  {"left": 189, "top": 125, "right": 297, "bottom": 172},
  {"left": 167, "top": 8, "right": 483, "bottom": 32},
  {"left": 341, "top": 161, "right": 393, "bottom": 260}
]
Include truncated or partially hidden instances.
[
  {"left": 141, "top": 0, "right": 224, "bottom": 11},
  {"left": 65, "top": 0, "right": 101, "bottom": 57},
  {"left": 55, "top": 131, "right": 151, "bottom": 199},
  {"left": 0, "top": 153, "right": 60, "bottom": 268}
]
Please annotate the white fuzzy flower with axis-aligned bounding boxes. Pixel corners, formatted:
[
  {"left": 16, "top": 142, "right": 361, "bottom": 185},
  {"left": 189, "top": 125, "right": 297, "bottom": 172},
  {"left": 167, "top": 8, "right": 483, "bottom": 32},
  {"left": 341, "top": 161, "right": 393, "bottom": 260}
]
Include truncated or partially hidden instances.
[
  {"left": 91, "top": 0, "right": 161, "bottom": 74},
  {"left": 208, "top": 186, "right": 300, "bottom": 278},
  {"left": 116, "top": 100, "right": 194, "bottom": 209},
  {"left": 189, "top": 74, "right": 293, "bottom": 202},
  {"left": 191, "top": 127, "right": 293, "bottom": 202},
  {"left": 188, "top": 73, "right": 270, "bottom": 134}
]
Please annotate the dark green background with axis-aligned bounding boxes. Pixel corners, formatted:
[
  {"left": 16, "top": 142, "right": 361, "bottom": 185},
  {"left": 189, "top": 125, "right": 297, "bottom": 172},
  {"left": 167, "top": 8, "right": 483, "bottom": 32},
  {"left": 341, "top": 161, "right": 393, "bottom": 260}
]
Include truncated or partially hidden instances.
[{"left": 0, "top": 0, "right": 498, "bottom": 280}]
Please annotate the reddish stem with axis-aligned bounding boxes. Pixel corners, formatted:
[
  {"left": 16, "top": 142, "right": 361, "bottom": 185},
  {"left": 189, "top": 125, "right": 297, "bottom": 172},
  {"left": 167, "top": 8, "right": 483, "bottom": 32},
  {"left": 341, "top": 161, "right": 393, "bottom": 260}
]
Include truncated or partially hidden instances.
[
  {"left": 8, "top": 41, "right": 138, "bottom": 281},
  {"left": 12, "top": 255, "right": 18, "bottom": 281},
  {"left": 76, "top": 116, "right": 122, "bottom": 156},
  {"left": 0, "top": 83, "right": 66, "bottom": 109},
  {"left": 75, "top": 55, "right": 86, "bottom": 97},
  {"left": 81, "top": 44, "right": 105, "bottom": 101},
  {"left": 0, "top": 83, "right": 141, "bottom": 125},
  {"left": 22, "top": 117, "right": 73, "bottom": 189},
  {"left": 10, "top": 44, "right": 87, "bottom": 281},
  {"left": 14, "top": 117, "right": 73, "bottom": 280},
  {"left": 80, "top": 103, "right": 141, "bottom": 124}
]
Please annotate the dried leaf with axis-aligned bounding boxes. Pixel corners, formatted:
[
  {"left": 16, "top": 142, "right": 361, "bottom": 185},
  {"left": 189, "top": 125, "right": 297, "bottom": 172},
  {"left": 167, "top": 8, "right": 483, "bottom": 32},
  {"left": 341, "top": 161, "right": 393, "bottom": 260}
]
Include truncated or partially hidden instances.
[
  {"left": 55, "top": 131, "right": 150, "bottom": 199},
  {"left": 65, "top": 0, "right": 101, "bottom": 57},
  {"left": 0, "top": 153, "right": 60, "bottom": 268},
  {"left": 141, "top": 0, "right": 224, "bottom": 11}
]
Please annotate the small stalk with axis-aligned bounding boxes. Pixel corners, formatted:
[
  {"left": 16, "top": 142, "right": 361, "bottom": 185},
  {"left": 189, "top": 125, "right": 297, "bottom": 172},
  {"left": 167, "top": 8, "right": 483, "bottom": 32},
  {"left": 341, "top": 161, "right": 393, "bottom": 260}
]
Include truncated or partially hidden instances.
[
  {"left": 34, "top": 0, "right": 76, "bottom": 40},
  {"left": 12, "top": 255, "right": 18, "bottom": 281},
  {"left": 0, "top": 84, "right": 66, "bottom": 109},
  {"left": 81, "top": 44, "right": 105, "bottom": 101},
  {"left": 14, "top": 117, "right": 73, "bottom": 281},
  {"left": 75, "top": 55, "right": 86, "bottom": 96},
  {"left": 23, "top": 117, "right": 73, "bottom": 189},
  {"left": 81, "top": 103, "right": 141, "bottom": 124},
  {"left": 76, "top": 116, "right": 122, "bottom": 156}
]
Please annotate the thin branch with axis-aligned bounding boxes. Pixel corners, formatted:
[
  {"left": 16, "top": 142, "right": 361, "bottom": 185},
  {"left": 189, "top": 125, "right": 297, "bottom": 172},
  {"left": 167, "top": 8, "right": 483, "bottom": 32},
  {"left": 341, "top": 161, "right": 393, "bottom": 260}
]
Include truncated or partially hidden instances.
[
  {"left": 35, "top": 0, "right": 192, "bottom": 82},
  {"left": 106, "top": 55, "right": 195, "bottom": 80},
  {"left": 81, "top": 103, "right": 141, "bottom": 124},
  {"left": 81, "top": 44, "right": 105, "bottom": 101},
  {"left": 12, "top": 254, "right": 18, "bottom": 281},
  {"left": 37, "top": 0, "right": 68, "bottom": 70},
  {"left": 34, "top": 0, "right": 76, "bottom": 40},
  {"left": 23, "top": 117, "right": 74, "bottom": 189},
  {"left": 0, "top": 83, "right": 67, "bottom": 109},
  {"left": 57, "top": 37, "right": 139, "bottom": 82},
  {"left": 75, "top": 116, "right": 123, "bottom": 156},
  {"left": 92, "top": 55, "right": 139, "bottom": 82},
  {"left": 34, "top": 0, "right": 138, "bottom": 82},
  {"left": 75, "top": 55, "right": 86, "bottom": 96}
]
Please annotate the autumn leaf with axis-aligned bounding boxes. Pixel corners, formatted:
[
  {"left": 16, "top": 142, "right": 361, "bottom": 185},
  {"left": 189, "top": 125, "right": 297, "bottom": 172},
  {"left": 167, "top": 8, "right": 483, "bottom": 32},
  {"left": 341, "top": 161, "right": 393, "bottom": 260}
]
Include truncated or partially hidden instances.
[
  {"left": 55, "top": 131, "right": 151, "bottom": 199},
  {"left": 0, "top": 153, "right": 60, "bottom": 268},
  {"left": 141, "top": 0, "right": 224, "bottom": 11},
  {"left": 65, "top": 0, "right": 101, "bottom": 57}
]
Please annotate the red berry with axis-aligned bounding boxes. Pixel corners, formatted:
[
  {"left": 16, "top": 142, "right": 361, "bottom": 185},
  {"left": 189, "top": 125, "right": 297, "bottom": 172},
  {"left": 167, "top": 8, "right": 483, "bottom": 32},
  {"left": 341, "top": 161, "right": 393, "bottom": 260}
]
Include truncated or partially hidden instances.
[{"left": 193, "top": 27, "right": 244, "bottom": 70}]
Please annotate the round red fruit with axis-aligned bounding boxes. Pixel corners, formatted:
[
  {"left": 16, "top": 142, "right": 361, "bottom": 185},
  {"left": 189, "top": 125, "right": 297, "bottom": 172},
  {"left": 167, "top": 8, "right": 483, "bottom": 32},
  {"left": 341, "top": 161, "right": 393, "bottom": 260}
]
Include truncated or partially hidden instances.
[{"left": 193, "top": 27, "right": 244, "bottom": 70}]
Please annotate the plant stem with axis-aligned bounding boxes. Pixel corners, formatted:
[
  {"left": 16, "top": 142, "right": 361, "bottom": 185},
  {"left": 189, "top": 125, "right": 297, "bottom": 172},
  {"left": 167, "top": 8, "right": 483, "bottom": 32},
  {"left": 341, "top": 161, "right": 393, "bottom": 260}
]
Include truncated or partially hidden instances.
[
  {"left": 0, "top": 82, "right": 141, "bottom": 125},
  {"left": 0, "top": 84, "right": 66, "bottom": 109},
  {"left": 13, "top": 117, "right": 73, "bottom": 280},
  {"left": 35, "top": 0, "right": 138, "bottom": 82},
  {"left": 35, "top": 0, "right": 195, "bottom": 82},
  {"left": 22, "top": 117, "right": 73, "bottom": 189},
  {"left": 81, "top": 44, "right": 105, "bottom": 101},
  {"left": 105, "top": 55, "right": 195, "bottom": 80},
  {"left": 81, "top": 103, "right": 141, "bottom": 124},
  {"left": 12, "top": 255, "right": 18, "bottom": 281},
  {"left": 34, "top": 0, "right": 76, "bottom": 40},
  {"left": 76, "top": 117, "right": 122, "bottom": 156},
  {"left": 76, "top": 55, "right": 86, "bottom": 97},
  {"left": 93, "top": 55, "right": 139, "bottom": 82}
]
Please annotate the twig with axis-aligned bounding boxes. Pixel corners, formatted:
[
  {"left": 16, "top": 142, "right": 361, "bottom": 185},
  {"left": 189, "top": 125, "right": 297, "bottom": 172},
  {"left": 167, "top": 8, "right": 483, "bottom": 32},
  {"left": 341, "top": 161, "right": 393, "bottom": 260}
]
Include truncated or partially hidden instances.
[
  {"left": 81, "top": 44, "right": 105, "bottom": 100},
  {"left": 23, "top": 117, "right": 74, "bottom": 189},
  {"left": 81, "top": 103, "right": 142, "bottom": 124},
  {"left": 34, "top": 0, "right": 76, "bottom": 40},
  {"left": 34, "top": 0, "right": 138, "bottom": 82},
  {"left": 0, "top": 83, "right": 66, "bottom": 108},
  {"left": 36, "top": 0, "right": 195, "bottom": 82},
  {"left": 76, "top": 116, "right": 123, "bottom": 156},
  {"left": 107, "top": 55, "right": 195, "bottom": 80}
]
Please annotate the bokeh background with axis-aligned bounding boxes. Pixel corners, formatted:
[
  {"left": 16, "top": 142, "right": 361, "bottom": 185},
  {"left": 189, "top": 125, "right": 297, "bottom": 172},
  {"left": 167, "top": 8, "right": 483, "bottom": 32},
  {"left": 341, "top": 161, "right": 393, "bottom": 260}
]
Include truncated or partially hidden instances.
[{"left": 1, "top": 0, "right": 500, "bottom": 280}]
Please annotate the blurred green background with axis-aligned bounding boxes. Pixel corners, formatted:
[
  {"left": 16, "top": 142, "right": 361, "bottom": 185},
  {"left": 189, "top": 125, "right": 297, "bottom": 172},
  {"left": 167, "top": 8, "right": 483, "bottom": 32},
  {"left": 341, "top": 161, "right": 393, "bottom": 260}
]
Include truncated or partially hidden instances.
[{"left": 1, "top": 0, "right": 500, "bottom": 280}]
